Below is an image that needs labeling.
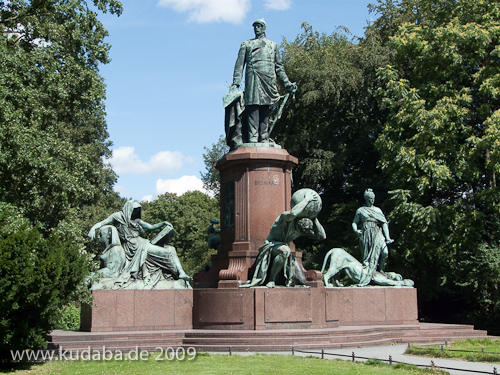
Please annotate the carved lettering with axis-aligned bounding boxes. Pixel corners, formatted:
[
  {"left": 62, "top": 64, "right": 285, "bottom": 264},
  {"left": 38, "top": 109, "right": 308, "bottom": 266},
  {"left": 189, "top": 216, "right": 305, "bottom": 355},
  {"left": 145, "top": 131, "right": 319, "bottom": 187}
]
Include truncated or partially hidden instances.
[{"left": 254, "top": 175, "right": 280, "bottom": 186}]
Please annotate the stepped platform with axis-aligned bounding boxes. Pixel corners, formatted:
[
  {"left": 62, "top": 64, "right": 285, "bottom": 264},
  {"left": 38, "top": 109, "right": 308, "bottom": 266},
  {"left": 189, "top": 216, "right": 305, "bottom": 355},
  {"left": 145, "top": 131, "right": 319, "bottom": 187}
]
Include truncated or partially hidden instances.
[{"left": 48, "top": 323, "right": 489, "bottom": 353}]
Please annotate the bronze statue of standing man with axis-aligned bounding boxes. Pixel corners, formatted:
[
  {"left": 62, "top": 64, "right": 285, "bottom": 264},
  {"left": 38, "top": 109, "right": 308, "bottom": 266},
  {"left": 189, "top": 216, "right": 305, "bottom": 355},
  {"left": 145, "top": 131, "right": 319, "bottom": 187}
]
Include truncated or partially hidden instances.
[{"left": 230, "top": 19, "right": 297, "bottom": 143}]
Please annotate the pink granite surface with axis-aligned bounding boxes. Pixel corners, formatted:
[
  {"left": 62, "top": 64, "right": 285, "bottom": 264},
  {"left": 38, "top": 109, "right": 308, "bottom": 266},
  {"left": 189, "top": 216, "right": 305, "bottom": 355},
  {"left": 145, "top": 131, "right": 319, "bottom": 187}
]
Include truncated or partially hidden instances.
[
  {"left": 325, "top": 287, "right": 418, "bottom": 326},
  {"left": 82, "top": 287, "right": 417, "bottom": 332},
  {"left": 81, "top": 289, "right": 193, "bottom": 332}
]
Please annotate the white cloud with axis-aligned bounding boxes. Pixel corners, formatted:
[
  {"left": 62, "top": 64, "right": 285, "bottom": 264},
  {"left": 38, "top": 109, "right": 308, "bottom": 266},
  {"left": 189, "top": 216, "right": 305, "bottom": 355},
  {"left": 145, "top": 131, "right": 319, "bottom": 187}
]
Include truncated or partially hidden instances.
[
  {"left": 263, "top": 0, "right": 291, "bottom": 10},
  {"left": 140, "top": 195, "right": 154, "bottom": 203},
  {"left": 110, "top": 146, "right": 191, "bottom": 175},
  {"left": 114, "top": 185, "right": 133, "bottom": 197},
  {"left": 155, "top": 175, "right": 207, "bottom": 196},
  {"left": 157, "top": 0, "right": 251, "bottom": 24}
]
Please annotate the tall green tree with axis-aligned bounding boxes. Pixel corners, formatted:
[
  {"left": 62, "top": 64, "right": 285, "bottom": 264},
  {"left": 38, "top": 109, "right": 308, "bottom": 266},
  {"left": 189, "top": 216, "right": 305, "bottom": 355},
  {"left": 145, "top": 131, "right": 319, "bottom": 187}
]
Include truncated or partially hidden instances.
[
  {"left": 200, "top": 134, "right": 229, "bottom": 198},
  {"left": 0, "top": 0, "right": 122, "bottom": 356},
  {"left": 0, "top": 0, "right": 121, "bottom": 232},
  {"left": 276, "top": 23, "right": 392, "bottom": 267},
  {"left": 0, "top": 203, "right": 89, "bottom": 358},
  {"left": 374, "top": 0, "right": 500, "bottom": 329},
  {"left": 141, "top": 191, "right": 220, "bottom": 275}
]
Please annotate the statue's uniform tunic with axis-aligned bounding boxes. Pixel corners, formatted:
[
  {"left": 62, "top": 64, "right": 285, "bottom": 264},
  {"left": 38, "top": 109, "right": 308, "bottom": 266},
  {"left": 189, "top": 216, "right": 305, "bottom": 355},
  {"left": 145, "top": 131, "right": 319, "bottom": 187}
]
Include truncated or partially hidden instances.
[{"left": 232, "top": 36, "right": 292, "bottom": 142}]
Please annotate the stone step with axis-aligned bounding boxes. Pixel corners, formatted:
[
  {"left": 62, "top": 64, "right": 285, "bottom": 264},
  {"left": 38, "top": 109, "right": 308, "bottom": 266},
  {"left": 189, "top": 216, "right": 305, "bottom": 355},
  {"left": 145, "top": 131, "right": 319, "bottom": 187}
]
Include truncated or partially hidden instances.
[
  {"left": 48, "top": 331, "right": 184, "bottom": 342},
  {"left": 47, "top": 323, "right": 491, "bottom": 352}
]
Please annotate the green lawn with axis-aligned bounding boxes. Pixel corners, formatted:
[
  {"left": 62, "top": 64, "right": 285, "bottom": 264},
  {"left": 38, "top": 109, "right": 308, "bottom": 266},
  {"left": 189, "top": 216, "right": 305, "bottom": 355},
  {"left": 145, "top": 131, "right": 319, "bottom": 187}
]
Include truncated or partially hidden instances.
[
  {"left": 0, "top": 353, "right": 447, "bottom": 375},
  {"left": 406, "top": 338, "right": 500, "bottom": 363}
]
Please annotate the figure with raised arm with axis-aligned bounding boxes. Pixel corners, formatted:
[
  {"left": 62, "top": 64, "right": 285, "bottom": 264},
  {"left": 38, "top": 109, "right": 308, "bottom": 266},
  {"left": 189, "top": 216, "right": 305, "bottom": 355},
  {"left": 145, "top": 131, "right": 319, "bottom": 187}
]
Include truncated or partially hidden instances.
[{"left": 241, "top": 188, "right": 326, "bottom": 288}]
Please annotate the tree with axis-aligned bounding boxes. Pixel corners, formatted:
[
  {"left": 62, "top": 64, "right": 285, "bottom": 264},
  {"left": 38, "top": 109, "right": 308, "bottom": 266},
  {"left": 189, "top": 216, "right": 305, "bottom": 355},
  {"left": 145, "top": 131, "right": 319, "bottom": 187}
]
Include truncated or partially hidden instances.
[
  {"left": 0, "top": 0, "right": 122, "bottom": 356},
  {"left": 200, "top": 134, "right": 229, "bottom": 198},
  {"left": 0, "top": 0, "right": 121, "bottom": 232},
  {"left": 374, "top": 0, "right": 500, "bottom": 329},
  {"left": 276, "top": 23, "right": 392, "bottom": 268},
  {"left": 141, "top": 191, "right": 220, "bottom": 275},
  {"left": 0, "top": 203, "right": 89, "bottom": 359}
]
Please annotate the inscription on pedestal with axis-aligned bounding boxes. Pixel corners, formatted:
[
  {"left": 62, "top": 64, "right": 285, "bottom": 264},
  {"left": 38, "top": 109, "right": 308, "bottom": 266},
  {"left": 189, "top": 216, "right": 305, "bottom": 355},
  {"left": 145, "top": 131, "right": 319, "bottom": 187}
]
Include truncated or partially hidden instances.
[{"left": 254, "top": 175, "right": 280, "bottom": 186}]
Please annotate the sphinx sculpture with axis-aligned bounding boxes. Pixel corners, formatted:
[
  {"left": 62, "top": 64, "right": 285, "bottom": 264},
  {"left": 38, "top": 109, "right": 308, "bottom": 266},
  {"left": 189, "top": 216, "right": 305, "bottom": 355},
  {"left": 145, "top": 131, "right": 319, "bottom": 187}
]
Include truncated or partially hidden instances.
[
  {"left": 321, "top": 248, "right": 414, "bottom": 287},
  {"left": 88, "top": 200, "right": 192, "bottom": 290}
]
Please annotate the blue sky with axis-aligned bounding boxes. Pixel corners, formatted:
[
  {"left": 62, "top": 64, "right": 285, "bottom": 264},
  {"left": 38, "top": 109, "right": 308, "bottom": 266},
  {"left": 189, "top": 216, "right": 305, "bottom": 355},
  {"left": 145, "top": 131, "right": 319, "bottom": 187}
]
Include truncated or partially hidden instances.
[{"left": 100, "top": 0, "right": 376, "bottom": 201}]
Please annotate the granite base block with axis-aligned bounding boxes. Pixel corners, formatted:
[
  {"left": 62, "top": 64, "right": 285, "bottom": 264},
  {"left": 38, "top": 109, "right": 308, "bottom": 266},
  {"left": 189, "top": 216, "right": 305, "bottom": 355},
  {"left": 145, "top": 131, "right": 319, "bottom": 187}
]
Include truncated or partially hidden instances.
[
  {"left": 192, "top": 287, "right": 417, "bottom": 330},
  {"left": 325, "top": 287, "right": 418, "bottom": 326},
  {"left": 81, "top": 287, "right": 418, "bottom": 332},
  {"left": 81, "top": 289, "right": 193, "bottom": 332}
]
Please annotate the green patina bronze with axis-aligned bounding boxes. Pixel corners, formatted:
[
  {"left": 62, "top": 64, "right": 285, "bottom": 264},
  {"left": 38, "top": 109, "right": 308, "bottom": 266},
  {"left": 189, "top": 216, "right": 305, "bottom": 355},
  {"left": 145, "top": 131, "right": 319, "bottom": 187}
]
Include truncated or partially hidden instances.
[
  {"left": 88, "top": 200, "right": 192, "bottom": 290},
  {"left": 241, "top": 188, "right": 326, "bottom": 288},
  {"left": 225, "top": 19, "right": 297, "bottom": 149},
  {"left": 352, "top": 188, "right": 394, "bottom": 283},
  {"left": 321, "top": 189, "right": 413, "bottom": 287},
  {"left": 321, "top": 248, "right": 414, "bottom": 287}
]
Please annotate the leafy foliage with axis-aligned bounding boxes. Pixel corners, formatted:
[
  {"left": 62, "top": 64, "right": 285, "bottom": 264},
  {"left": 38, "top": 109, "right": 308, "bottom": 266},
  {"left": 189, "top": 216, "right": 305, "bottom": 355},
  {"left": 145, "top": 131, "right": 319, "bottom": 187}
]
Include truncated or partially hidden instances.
[
  {"left": 0, "top": 0, "right": 121, "bottom": 232},
  {"left": 54, "top": 303, "right": 81, "bottom": 331},
  {"left": 200, "top": 135, "right": 229, "bottom": 198},
  {"left": 0, "top": 204, "right": 89, "bottom": 358},
  {"left": 374, "top": 0, "right": 500, "bottom": 327},
  {"left": 276, "top": 23, "right": 392, "bottom": 267},
  {"left": 141, "top": 191, "right": 220, "bottom": 275},
  {"left": 0, "top": 0, "right": 122, "bottom": 356}
]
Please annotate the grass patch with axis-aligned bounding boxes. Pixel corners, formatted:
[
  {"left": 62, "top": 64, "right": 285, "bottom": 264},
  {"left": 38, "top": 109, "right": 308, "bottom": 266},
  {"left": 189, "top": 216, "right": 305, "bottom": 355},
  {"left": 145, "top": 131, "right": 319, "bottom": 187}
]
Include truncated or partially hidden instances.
[
  {"left": 1, "top": 353, "right": 447, "bottom": 374},
  {"left": 406, "top": 338, "right": 500, "bottom": 363}
]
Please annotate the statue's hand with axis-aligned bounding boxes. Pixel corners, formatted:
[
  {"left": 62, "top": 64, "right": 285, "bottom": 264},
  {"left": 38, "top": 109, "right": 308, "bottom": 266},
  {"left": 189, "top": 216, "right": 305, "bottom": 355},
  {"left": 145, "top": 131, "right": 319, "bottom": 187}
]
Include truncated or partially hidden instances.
[
  {"left": 356, "top": 229, "right": 363, "bottom": 236},
  {"left": 163, "top": 221, "right": 172, "bottom": 228},
  {"left": 88, "top": 228, "right": 96, "bottom": 240},
  {"left": 286, "top": 82, "right": 298, "bottom": 93},
  {"left": 229, "top": 84, "right": 239, "bottom": 91},
  {"left": 386, "top": 238, "right": 394, "bottom": 244}
]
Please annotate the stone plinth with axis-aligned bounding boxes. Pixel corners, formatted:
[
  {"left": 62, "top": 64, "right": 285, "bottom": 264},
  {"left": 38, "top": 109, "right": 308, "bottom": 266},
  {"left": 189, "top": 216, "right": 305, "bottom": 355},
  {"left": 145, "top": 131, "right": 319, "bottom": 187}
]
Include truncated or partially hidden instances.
[
  {"left": 194, "top": 146, "right": 299, "bottom": 288},
  {"left": 80, "top": 289, "right": 193, "bottom": 332},
  {"left": 80, "top": 287, "right": 418, "bottom": 332},
  {"left": 325, "top": 287, "right": 419, "bottom": 326},
  {"left": 193, "top": 287, "right": 418, "bottom": 330}
]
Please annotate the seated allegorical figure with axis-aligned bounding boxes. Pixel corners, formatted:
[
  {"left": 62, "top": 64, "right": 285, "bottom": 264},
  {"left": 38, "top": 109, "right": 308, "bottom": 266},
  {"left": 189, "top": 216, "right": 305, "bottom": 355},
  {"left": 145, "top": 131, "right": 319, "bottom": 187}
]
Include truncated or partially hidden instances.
[
  {"left": 241, "top": 188, "right": 326, "bottom": 288},
  {"left": 94, "top": 225, "right": 126, "bottom": 278},
  {"left": 88, "top": 199, "right": 191, "bottom": 289}
]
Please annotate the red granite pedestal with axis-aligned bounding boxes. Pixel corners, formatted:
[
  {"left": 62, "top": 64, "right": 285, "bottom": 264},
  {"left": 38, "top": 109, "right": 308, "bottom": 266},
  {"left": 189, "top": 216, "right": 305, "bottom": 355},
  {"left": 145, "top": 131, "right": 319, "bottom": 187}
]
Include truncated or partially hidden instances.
[
  {"left": 81, "top": 146, "right": 420, "bottom": 334},
  {"left": 193, "top": 145, "right": 305, "bottom": 289},
  {"left": 193, "top": 287, "right": 418, "bottom": 330},
  {"left": 80, "top": 287, "right": 419, "bottom": 332},
  {"left": 80, "top": 289, "right": 193, "bottom": 332}
]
